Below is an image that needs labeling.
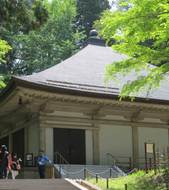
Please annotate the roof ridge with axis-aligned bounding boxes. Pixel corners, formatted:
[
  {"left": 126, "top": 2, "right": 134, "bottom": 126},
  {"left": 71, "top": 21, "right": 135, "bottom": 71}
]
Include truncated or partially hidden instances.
[{"left": 46, "top": 80, "right": 119, "bottom": 90}]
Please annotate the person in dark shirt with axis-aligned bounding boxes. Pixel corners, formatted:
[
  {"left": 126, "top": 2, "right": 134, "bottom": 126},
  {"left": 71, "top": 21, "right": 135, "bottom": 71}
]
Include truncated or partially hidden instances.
[
  {"left": 37, "top": 150, "right": 51, "bottom": 179},
  {"left": 0, "top": 145, "right": 9, "bottom": 179}
]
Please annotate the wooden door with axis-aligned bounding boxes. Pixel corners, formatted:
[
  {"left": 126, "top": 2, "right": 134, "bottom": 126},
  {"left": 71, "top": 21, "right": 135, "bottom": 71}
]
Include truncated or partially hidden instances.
[
  {"left": 54, "top": 128, "right": 86, "bottom": 164},
  {"left": 12, "top": 129, "right": 25, "bottom": 164}
]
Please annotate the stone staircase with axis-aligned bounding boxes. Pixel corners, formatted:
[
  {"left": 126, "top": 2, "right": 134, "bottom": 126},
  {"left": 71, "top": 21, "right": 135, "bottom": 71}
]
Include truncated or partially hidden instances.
[
  {"left": 16, "top": 167, "right": 39, "bottom": 179},
  {"left": 0, "top": 179, "right": 80, "bottom": 190},
  {"left": 54, "top": 164, "right": 126, "bottom": 179}
]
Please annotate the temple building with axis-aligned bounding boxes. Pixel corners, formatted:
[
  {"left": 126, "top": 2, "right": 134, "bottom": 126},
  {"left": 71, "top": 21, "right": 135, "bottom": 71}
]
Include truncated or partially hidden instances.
[{"left": 0, "top": 33, "right": 169, "bottom": 168}]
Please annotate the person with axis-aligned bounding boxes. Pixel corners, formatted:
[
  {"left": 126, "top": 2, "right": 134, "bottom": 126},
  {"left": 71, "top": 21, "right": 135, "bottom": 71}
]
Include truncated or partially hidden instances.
[
  {"left": 8, "top": 153, "right": 22, "bottom": 179},
  {"left": 37, "top": 150, "right": 51, "bottom": 179},
  {"left": 0, "top": 145, "right": 9, "bottom": 179}
]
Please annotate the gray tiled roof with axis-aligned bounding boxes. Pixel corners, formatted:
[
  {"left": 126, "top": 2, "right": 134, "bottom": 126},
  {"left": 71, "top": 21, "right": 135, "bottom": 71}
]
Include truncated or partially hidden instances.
[{"left": 16, "top": 43, "right": 169, "bottom": 101}]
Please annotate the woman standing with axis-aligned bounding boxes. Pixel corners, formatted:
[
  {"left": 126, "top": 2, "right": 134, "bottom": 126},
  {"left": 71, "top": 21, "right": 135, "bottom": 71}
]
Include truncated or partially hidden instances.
[{"left": 8, "top": 153, "right": 21, "bottom": 179}]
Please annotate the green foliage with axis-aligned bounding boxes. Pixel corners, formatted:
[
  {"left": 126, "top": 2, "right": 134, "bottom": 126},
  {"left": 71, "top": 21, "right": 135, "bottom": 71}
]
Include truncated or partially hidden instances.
[
  {"left": 0, "top": 0, "right": 48, "bottom": 34},
  {"left": 0, "top": 79, "right": 6, "bottom": 89},
  {"left": 96, "top": 0, "right": 169, "bottom": 98},
  {"left": 0, "top": 0, "right": 48, "bottom": 76},
  {"left": 14, "top": 0, "right": 84, "bottom": 74},
  {"left": 77, "top": 0, "right": 110, "bottom": 35},
  {"left": 0, "top": 39, "right": 11, "bottom": 88},
  {"left": 111, "top": 0, "right": 131, "bottom": 10},
  {"left": 0, "top": 39, "right": 11, "bottom": 63},
  {"left": 89, "top": 170, "right": 166, "bottom": 190}
]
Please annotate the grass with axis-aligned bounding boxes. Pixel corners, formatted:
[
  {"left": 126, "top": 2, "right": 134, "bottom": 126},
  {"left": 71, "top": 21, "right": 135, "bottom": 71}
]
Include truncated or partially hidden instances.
[{"left": 88, "top": 170, "right": 167, "bottom": 190}]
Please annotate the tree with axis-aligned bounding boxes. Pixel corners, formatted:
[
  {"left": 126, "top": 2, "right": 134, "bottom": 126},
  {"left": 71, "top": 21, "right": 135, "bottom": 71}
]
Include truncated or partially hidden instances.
[
  {"left": 0, "top": 39, "right": 11, "bottom": 88},
  {"left": 13, "top": 0, "right": 84, "bottom": 74},
  {"left": 96, "top": 0, "right": 169, "bottom": 98},
  {"left": 0, "top": 0, "right": 48, "bottom": 35},
  {"left": 111, "top": 0, "right": 131, "bottom": 11},
  {"left": 77, "top": 0, "right": 110, "bottom": 36},
  {"left": 0, "top": 0, "right": 48, "bottom": 75}
]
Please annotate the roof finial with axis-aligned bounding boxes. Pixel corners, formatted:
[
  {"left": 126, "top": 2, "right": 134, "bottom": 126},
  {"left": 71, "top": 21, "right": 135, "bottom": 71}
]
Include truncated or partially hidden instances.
[
  {"left": 87, "top": 29, "right": 105, "bottom": 46},
  {"left": 89, "top": 29, "right": 99, "bottom": 38}
]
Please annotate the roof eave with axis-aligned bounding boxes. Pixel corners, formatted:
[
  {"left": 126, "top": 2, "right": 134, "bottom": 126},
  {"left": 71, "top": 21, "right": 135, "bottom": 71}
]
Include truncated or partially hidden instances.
[
  {"left": 0, "top": 77, "right": 17, "bottom": 102},
  {"left": 11, "top": 76, "right": 169, "bottom": 106}
]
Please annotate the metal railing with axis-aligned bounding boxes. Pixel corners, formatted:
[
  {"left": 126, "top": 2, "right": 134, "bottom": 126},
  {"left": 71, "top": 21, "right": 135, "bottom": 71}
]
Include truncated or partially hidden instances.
[
  {"left": 106, "top": 153, "right": 118, "bottom": 165},
  {"left": 54, "top": 164, "right": 126, "bottom": 179},
  {"left": 54, "top": 152, "right": 69, "bottom": 165},
  {"left": 106, "top": 153, "right": 169, "bottom": 171},
  {"left": 106, "top": 153, "right": 132, "bottom": 169}
]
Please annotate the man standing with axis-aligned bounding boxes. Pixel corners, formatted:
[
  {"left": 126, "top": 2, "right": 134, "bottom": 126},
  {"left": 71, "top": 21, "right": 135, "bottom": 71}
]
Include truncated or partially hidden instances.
[
  {"left": 0, "top": 145, "right": 9, "bottom": 179},
  {"left": 37, "top": 150, "right": 51, "bottom": 179}
]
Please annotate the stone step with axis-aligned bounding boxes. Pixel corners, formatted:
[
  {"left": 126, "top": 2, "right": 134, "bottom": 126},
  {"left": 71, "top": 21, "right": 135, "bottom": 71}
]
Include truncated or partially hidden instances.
[
  {"left": 0, "top": 179, "right": 80, "bottom": 190},
  {"left": 16, "top": 167, "right": 39, "bottom": 179}
]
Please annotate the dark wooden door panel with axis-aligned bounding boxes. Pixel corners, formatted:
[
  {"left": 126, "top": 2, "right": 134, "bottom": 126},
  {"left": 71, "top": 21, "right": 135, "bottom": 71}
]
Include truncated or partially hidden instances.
[
  {"left": 54, "top": 128, "right": 86, "bottom": 164},
  {"left": 12, "top": 129, "right": 25, "bottom": 164}
]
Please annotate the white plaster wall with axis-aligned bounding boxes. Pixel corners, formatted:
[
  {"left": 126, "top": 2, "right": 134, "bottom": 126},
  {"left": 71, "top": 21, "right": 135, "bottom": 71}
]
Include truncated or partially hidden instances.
[
  {"left": 45, "top": 128, "right": 53, "bottom": 161},
  {"left": 99, "top": 125, "right": 132, "bottom": 165},
  {"left": 138, "top": 127, "right": 168, "bottom": 158},
  {"left": 85, "top": 130, "right": 93, "bottom": 164},
  {"left": 28, "top": 124, "right": 39, "bottom": 158}
]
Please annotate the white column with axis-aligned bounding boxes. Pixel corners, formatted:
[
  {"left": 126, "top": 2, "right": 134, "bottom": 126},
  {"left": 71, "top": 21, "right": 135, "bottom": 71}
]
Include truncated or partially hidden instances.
[
  {"left": 9, "top": 133, "right": 13, "bottom": 152},
  {"left": 24, "top": 127, "right": 29, "bottom": 153},
  {"left": 132, "top": 125, "right": 139, "bottom": 168},
  {"left": 45, "top": 128, "right": 53, "bottom": 161},
  {"left": 168, "top": 128, "right": 169, "bottom": 146},
  {"left": 39, "top": 127, "right": 46, "bottom": 152},
  {"left": 92, "top": 129, "right": 100, "bottom": 164},
  {"left": 85, "top": 130, "right": 93, "bottom": 164}
]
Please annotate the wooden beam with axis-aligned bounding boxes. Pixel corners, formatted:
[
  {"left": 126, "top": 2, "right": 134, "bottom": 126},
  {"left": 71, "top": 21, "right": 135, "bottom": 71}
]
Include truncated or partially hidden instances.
[
  {"left": 39, "top": 115, "right": 169, "bottom": 129},
  {"left": 20, "top": 87, "right": 169, "bottom": 111},
  {"left": 40, "top": 123, "right": 97, "bottom": 130},
  {"left": 40, "top": 103, "right": 169, "bottom": 122}
]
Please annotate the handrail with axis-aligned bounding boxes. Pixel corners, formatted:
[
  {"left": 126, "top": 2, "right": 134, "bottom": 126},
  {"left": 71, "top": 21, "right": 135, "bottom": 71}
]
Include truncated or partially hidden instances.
[
  {"left": 106, "top": 153, "right": 117, "bottom": 165},
  {"left": 54, "top": 152, "right": 69, "bottom": 165},
  {"left": 106, "top": 153, "right": 133, "bottom": 169}
]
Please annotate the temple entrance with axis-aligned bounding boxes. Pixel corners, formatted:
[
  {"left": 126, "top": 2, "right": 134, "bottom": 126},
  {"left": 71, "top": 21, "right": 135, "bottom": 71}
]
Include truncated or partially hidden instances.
[
  {"left": 12, "top": 129, "right": 25, "bottom": 163},
  {"left": 54, "top": 128, "right": 86, "bottom": 164}
]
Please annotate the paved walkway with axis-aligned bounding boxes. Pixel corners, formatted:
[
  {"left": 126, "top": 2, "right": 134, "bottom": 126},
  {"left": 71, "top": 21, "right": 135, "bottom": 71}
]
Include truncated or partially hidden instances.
[{"left": 0, "top": 179, "right": 80, "bottom": 190}]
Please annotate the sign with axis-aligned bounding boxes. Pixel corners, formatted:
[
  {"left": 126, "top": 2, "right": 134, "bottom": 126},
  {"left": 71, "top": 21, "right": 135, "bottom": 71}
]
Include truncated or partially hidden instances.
[
  {"left": 25, "top": 153, "right": 34, "bottom": 166},
  {"left": 146, "top": 143, "right": 154, "bottom": 154},
  {"left": 26, "top": 153, "right": 33, "bottom": 161},
  {"left": 144, "top": 142, "right": 157, "bottom": 174}
]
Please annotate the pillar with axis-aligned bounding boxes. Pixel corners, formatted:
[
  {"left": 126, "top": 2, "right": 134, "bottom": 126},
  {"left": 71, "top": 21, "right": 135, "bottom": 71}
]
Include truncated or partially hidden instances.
[
  {"left": 168, "top": 128, "right": 169, "bottom": 146},
  {"left": 92, "top": 129, "right": 100, "bottom": 164},
  {"left": 131, "top": 125, "right": 139, "bottom": 168},
  {"left": 8, "top": 133, "right": 13, "bottom": 152},
  {"left": 45, "top": 128, "right": 53, "bottom": 161},
  {"left": 85, "top": 130, "right": 93, "bottom": 164},
  {"left": 39, "top": 126, "right": 46, "bottom": 152},
  {"left": 24, "top": 127, "right": 29, "bottom": 153}
]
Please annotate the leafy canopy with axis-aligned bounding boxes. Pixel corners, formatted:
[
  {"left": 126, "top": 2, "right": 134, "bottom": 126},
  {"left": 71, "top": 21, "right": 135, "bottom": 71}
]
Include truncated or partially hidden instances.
[
  {"left": 0, "top": 0, "right": 48, "bottom": 77},
  {"left": 96, "top": 0, "right": 169, "bottom": 98},
  {"left": 14, "top": 0, "right": 84, "bottom": 74},
  {"left": 77, "top": 0, "right": 110, "bottom": 36},
  {"left": 0, "top": 39, "right": 11, "bottom": 88}
]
